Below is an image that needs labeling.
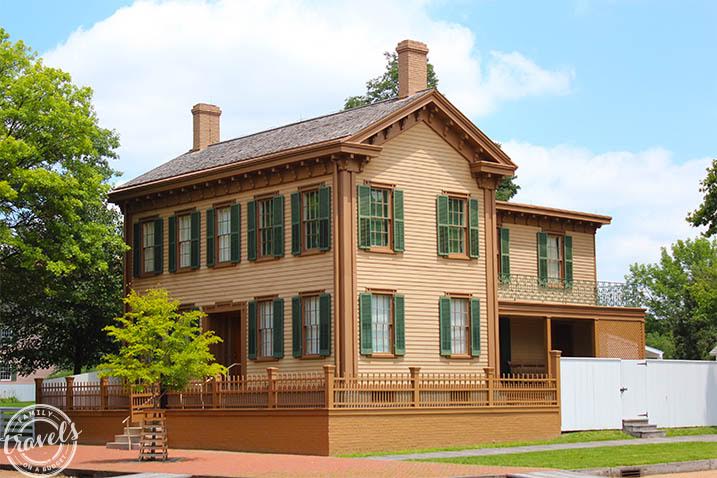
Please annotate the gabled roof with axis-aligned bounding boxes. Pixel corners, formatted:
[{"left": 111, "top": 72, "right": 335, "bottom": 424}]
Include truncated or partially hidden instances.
[{"left": 117, "top": 90, "right": 433, "bottom": 190}]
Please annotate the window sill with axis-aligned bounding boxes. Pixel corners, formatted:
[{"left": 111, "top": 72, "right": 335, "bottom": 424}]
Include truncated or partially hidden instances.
[
  {"left": 212, "top": 261, "right": 239, "bottom": 269},
  {"left": 299, "top": 355, "right": 327, "bottom": 360},
  {"left": 445, "top": 354, "right": 475, "bottom": 360},
  {"left": 139, "top": 271, "right": 160, "bottom": 278},
  {"left": 367, "top": 353, "right": 398, "bottom": 359},
  {"left": 297, "top": 248, "right": 329, "bottom": 257},
  {"left": 253, "top": 255, "right": 281, "bottom": 263},
  {"left": 444, "top": 253, "right": 471, "bottom": 261},
  {"left": 253, "top": 357, "right": 280, "bottom": 363},
  {"left": 364, "top": 247, "right": 398, "bottom": 255}
]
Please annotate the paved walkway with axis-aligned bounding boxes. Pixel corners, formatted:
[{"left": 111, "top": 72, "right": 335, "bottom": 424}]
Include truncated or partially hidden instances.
[
  {"left": 0, "top": 445, "right": 543, "bottom": 478},
  {"left": 374, "top": 434, "right": 717, "bottom": 461}
]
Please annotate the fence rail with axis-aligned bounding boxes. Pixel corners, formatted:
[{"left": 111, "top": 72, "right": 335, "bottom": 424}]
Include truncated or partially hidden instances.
[
  {"left": 498, "top": 274, "right": 640, "bottom": 307},
  {"left": 37, "top": 354, "right": 561, "bottom": 413}
]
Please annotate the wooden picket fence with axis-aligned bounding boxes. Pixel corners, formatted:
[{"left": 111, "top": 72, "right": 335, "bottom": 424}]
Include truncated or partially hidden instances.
[{"left": 37, "top": 354, "right": 560, "bottom": 412}]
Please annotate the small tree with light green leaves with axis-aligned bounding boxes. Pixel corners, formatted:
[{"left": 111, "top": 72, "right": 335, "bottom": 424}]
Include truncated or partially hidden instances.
[{"left": 100, "top": 289, "right": 226, "bottom": 391}]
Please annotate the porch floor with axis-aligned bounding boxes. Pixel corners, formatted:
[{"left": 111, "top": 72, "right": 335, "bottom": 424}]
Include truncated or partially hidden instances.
[{"left": 0, "top": 445, "right": 543, "bottom": 478}]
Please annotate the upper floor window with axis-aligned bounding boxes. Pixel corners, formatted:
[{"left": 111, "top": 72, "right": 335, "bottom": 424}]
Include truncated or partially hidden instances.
[
  {"left": 497, "top": 227, "right": 510, "bottom": 282},
  {"left": 537, "top": 232, "right": 573, "bottom": 287},
  {"left": 437, "top": 195, "right": 479, "bottom": 258},
  {"left": 546, "top": 234, "right": 563, "bottom": 280},
  {"left": 133, "top": 218, "right": 162, "bottom": 277},
  {"left": 358, "top": 185, "right": 404, "bottom": 252},
  {"left": 302, "top": 190, "right": 321, "bottom": 251},
  {"left": 359, "top": 292, "right": 405, "bottom": 357},
  {"left": 142, "top": 221, "right": 156, "bottom": 273},
  {"left": 216, "top": 207, "right": 232, "bottom": 263},
  {"left": 177, "top": 214, "right": 192, "bottom": 269},
  {"left": 248, "top": 196, "right": 284, "bottom": 260}
]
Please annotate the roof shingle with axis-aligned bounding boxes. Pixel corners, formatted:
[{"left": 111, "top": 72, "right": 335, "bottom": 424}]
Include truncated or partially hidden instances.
[{"left": 117, "top": 90, "right": 432, "bottom": 190}]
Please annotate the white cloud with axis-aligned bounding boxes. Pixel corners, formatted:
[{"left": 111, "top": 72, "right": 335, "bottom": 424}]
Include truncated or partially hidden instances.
[
  {"left": 503, "top": 141, "right": 710, "bottom": 281},
  {"left": 42, "top": 0, "right": 574, "bottom": 182}
]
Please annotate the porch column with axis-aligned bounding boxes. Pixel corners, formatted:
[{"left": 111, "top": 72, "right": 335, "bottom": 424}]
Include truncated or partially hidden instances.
[{"left": 545, "top": 317, "right": 552, "bottom": 371}]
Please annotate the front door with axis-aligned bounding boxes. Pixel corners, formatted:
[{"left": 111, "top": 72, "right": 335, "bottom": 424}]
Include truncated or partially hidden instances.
[
  {"left": 620, "top": 360, "right": 648, "bottom": 420},
  {"left": 206, "top": 310, "right": 242, "bottom": 374}
]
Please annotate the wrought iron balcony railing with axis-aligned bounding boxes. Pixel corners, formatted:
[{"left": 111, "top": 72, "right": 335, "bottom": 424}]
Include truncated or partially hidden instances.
[{"left": 497, "top": 274, "right": 640, "bottom": 308}]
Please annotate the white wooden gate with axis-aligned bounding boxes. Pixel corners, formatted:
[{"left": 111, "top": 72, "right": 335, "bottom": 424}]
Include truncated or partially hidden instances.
[{"left": 561, "top": 358, "right": 717, "bottom": 431}]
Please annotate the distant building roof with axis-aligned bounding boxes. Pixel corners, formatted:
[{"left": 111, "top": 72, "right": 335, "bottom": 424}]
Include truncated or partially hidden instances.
[
  {"left": 645, "top": 345, "right": 664, "bottom": 359},
  {"left": 117, "top": 90, "right": 433, "bottom": 190}
]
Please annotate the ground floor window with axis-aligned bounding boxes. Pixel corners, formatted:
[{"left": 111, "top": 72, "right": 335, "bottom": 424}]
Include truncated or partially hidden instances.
[
  {"left": 258, "top": 300, "right": 274, "bottom": 358},
  {"left": 303, "top": 295, "right": 320, "bottom": 356}
]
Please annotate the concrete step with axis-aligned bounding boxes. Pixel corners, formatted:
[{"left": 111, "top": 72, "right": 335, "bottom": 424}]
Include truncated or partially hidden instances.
[
  {"left": 106, "top": 441, "right": 140, "bottom": 450},
  {"left": 115, "top": 434, "right": 141, "bottom": 443},
  {"left": 633, "top": 429, "right": 666, "bottom": 438},
  {"left": 623, "top": 424, "right": 659, "bottom": 433},
  {"left": 622, "top": 418, "right": 649, "bottom": 426}
]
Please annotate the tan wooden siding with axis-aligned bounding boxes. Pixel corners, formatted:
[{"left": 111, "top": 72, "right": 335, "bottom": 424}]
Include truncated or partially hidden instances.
[
  {"left": 355, "top": 122, "right": 489, "bottom": 372},
  {"left": 502, "top": 224, "right": 596, "bottom": 281},
  {"left": 130, "top": 174, "right": 335, "bottom": 374}
]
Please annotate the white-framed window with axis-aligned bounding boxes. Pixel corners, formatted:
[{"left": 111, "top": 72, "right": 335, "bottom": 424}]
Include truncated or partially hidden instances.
[
  {"left": 450, "top": 298, "right": 469, "bottom": 355},
  {"left": 258, "top": 300, "right": 274, "bottom": 358},
  {"left": 178, "top": 214, "right": 192, "bottom": 268},
  {"left": 371, "top": 294, "right": 392, "bottom": 354},
  {"left": 258, "top": 198, "right": 274, "bottom": 258},
  {"left": 0, "top": 368, "right": 12, "bottom": 381},
  {"left": 302, "top": 190, "right": 321, "bottom": 251},
  {"left": 142, "top": 222, "right": 155, "bottom": 273},
  {"left": 217, "top": 207, "right": 231, "bottom": 263},
  {"left": 547, "top": 234, "right": 563, "bottom": 280},
  {"left": 303, "top": 295, "right": 320, "bottom": 356}
]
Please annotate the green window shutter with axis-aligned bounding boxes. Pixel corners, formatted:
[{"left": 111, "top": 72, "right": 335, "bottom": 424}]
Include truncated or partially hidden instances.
[
  {"left": 230, "top": 204, "right": 241, "bottom": 263},
  {"left": 132, "top": 223, "right": 141, "bottom": 277},
  {"left": 273, "top": 298, "right": 284, "bottom": 359},
  {"left": 168, "top": 216, "right": 176, "bottom": 273},
  {"left": 206, "top": 208, "right": 215, "bottom": 267},
  {"left": 319, "top": 186, "right": 331, "bottom": 251},
  {"left": 394, "top": 294, "right": 405, "bottom": 356},
  {"left": 190, "top": 211, "right": 200, "bottom": 269},
  {"left": 500, "top": 227, "right": 511, "bottom": 282},
  {"left": 564, "top": 235, "right": 574, "bottom": 288},
  {"left": 247, "top": 200, "right": 257, "bottom": 261},
  {"left": 469, "top": 198, "right": 480, "bottom": 258},
  {"left": 439, "top": 296, "right": 451, "bottom": 356},
  {"left": 319, "top": 293, "right": 331, "bottom": 356},
  {"left": 470, "top": 298, "right": 481, "bottom": 357},
  {"left": 357, "top": 185, "right": 371, "bottom": 249},
  {"left": 393, "top": 189, "right": 405, "bottom": 252},
  {"left": 273, "top": 195, "right": 284, "bottom": 258},
  {"left": 291, "top": 192, "right": 301, "bottom": 256},
  {"left": 436, "top": 195, "right": 449, "bottom": 256},
  {"left": 537, "top": 232, "right": 548, "bottom": 286},
  {"left": 248, "top": 301, "right": 257, "bottom": 360},
  {"left": 359, "top": 293, "right": 373, "bottom": 354},
  {"left": 153, "top": 218, "right": 163, "bottom": 274},
  {"left": 292, "top": 296, "right": 302, "bottom": 358}
]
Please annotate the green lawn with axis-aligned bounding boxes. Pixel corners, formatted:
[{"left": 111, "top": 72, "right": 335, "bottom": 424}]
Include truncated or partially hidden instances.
[
  {"left": 420, "top": 442, "right": 717, "bottom": 469},
  {"left": 665, "top": 426, "right": 717, "bottom": 437},
  {"left": 0, "top": 399, "right": 34, "bottom": 408},
  {"left": 342, "top": 430, "right": 633, "bottom": 457}
]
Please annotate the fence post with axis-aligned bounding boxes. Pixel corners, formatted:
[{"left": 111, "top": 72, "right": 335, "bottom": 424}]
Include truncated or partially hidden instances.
[
  {"left": 34, "top": 378, "right": 44, "bottom": 405},
  {"left": 484, "top": 367, "right": 495, "bottom": 407},
  {"left": 100, "top": 377, "right": 109, "bottom": 410},
  {"left": 213, "top": 375, "right": 222, "bottom": 408},
  {"left": 65, "top": 376, "right": 75, "bottom": 411},
  {"left": 549, "top": 350, "right": 562, "bottom": 409},
  {"left": 266, "top": 367, "right": 278, "bottom": 408},
  {"left": 323, "top": 364, "right": 335, "bottom": 409},
  {"left": 409, "top": 367, "right": 421, "bottom": 407}
]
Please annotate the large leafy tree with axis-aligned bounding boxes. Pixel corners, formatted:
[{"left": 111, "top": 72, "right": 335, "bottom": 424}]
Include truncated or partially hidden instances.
[
  {"left": 0, "top": 28, "right": 124, "bottom": 374},
  {"left": 626, "top": 237, "right": 717, "bottom": 359},
  {"left": 687, "top": 158, "right": 717, "bottom": 236},
  {"left": 100, "top": 289, "right": 226, "bottom": 391},
  {"left": 343, "top": 51, "right": 520, "bottom": 201}
]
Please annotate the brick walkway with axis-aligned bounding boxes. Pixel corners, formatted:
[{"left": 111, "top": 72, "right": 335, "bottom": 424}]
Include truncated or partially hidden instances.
[
  {"left": 375, "top": 434, "right": 717, "bottom": 461},
  {"left": 0, "top": 445, "right": 542, "bottom": 478}
]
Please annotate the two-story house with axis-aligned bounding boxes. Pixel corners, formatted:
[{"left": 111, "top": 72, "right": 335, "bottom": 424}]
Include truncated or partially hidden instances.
[{"left": 49, "top": 39, "right": 644, "bottom": 455}]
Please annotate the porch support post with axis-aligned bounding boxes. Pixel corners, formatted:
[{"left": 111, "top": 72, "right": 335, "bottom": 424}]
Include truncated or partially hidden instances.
[
  {"left": 550, "top": 350, "right": 562, "bottom": 420},
  {"left": 34, "top": 378, "right": 43, "bottom": 405},
  {"left": 323, "top": 364, "right": 335, "bottom": 409},
  {"left": 545, "top": 316, "right": 552, "bottom": 372},
  {"left": 266, "top": 367, "right": 278, "bottom": 409},
  {"left": 100, "top": 377, "right": 109, "bottom": 410},
  {"left": 65, "top": 376, "right": 74, "bottom": 411}
]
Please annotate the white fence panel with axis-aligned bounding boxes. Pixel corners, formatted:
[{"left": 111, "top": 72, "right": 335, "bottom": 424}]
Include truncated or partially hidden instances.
[
  {"left": 560, "top": 357, "right": 622, "bottom": 431},
  {"left": 0, "top": 384, "right": 35, "bottom": 402},
  {"left": 646, "top": 360, "right": 717, "bottom": 428},
  {"left": 561, "top": 357, "right": 717, "bottom": 431}
]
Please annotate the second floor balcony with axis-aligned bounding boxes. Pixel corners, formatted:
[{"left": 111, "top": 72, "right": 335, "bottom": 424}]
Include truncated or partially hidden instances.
[{"left": 497, "top": 274, "right": 640, "bottom": 308}]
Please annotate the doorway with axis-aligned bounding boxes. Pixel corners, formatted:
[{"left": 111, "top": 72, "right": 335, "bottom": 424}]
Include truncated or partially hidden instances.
[{"left": 205, "top": 310, "right": 243, "bottom": 376}]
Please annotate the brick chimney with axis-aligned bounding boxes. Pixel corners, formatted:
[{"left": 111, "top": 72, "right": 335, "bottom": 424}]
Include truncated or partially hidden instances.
[
  {"left": 396, "top": 39, "right": 429, "bottom": 98},
  {"left": 191, "top": 103, "right": 221, "bottom": 151}
]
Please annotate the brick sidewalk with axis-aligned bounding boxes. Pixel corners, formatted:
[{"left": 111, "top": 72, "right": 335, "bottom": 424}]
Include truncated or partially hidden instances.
[{"left": 0, "top": 445, "right": 542, "bottom": 478}]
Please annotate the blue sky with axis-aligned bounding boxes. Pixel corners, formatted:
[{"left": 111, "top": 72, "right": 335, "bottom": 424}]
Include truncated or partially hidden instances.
[{"left": 2, "top": 0, "right": 715, "bottom": 280}]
